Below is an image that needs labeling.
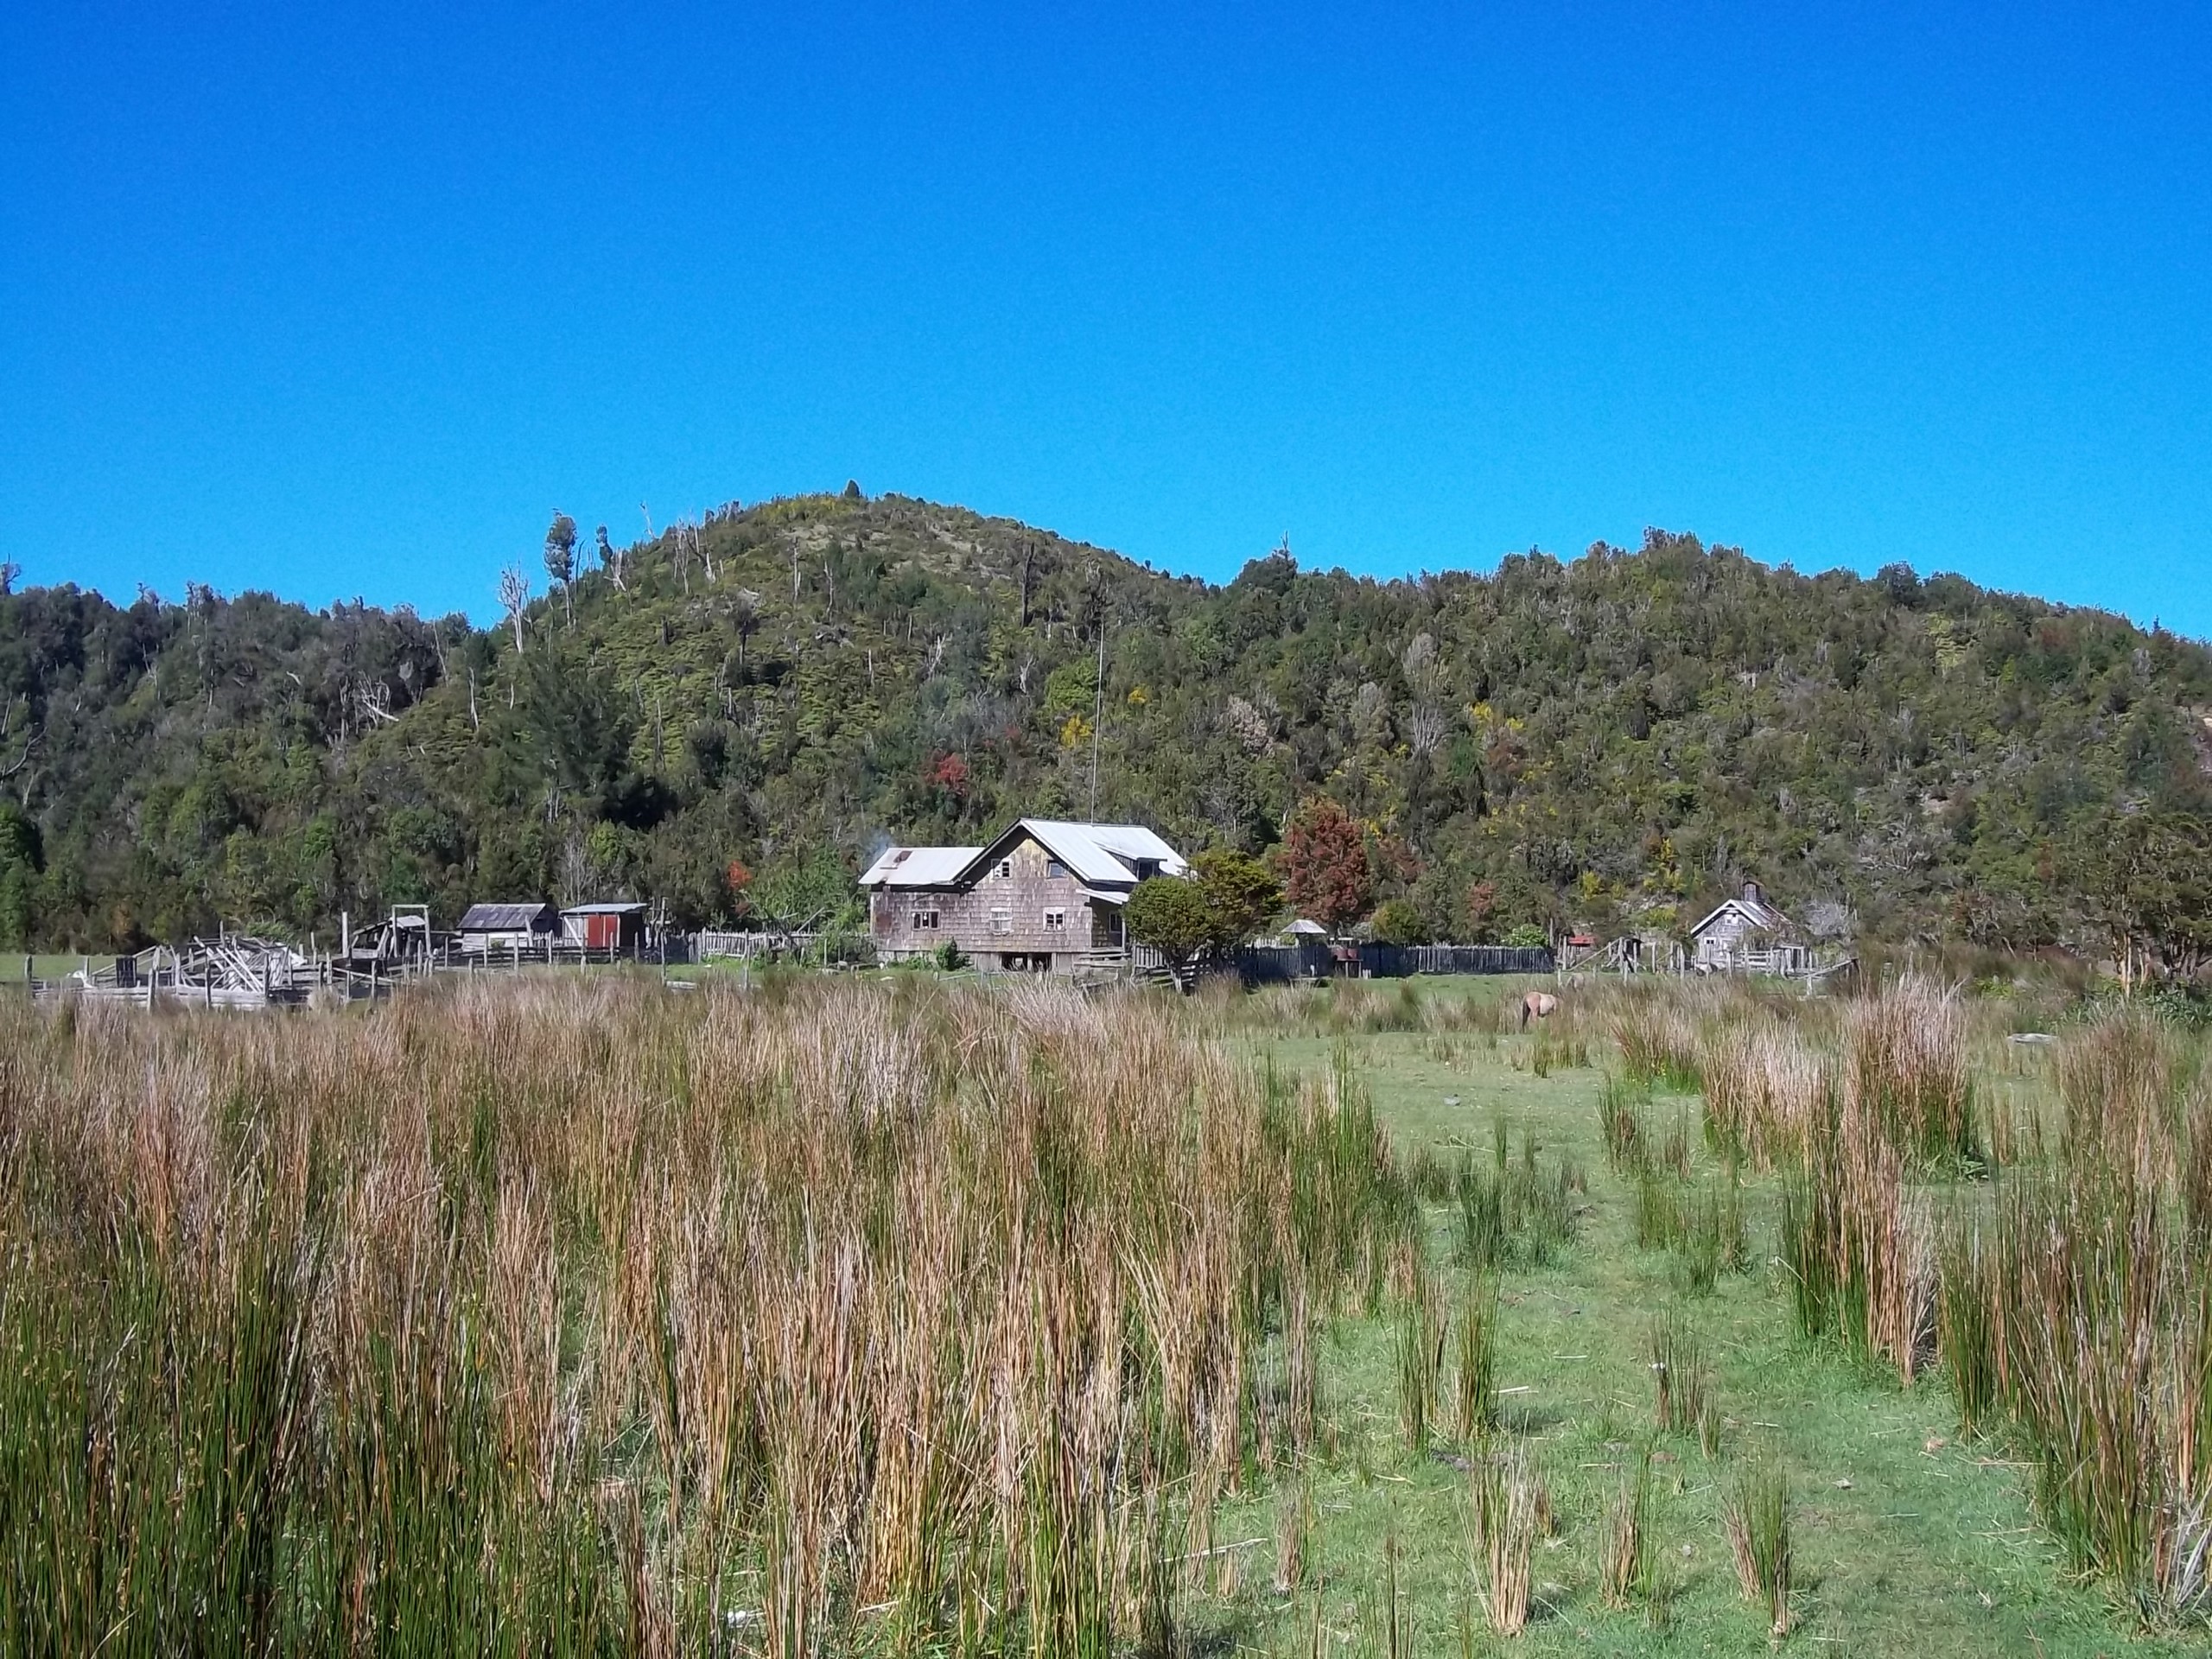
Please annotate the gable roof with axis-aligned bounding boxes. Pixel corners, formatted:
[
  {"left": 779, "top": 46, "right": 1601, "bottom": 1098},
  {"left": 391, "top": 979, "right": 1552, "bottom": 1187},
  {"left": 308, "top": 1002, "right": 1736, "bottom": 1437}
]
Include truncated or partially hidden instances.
[
  {"left": 859, "top": 845, "right": 982, "bottom": 888},
  {"left": 1688, "top": 891, "right": 1795, "bottom": 940},
  {"left": 458, "top": 901, "right": 556, "bottom": 931},
  {"left": 956, "top": 819, "right": 1188, "bottom": 887}
]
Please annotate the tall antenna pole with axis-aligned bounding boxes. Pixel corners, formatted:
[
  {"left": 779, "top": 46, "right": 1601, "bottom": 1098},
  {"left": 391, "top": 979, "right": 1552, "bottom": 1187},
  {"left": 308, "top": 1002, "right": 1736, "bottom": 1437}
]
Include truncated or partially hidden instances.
[{"left": 1088, "top": 588, "right": 1107, "bottom": 823}]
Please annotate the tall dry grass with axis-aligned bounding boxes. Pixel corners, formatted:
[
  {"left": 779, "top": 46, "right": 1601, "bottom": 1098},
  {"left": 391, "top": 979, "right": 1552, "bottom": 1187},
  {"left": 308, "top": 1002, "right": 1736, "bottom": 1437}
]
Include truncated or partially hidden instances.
[{"left": 0, "top": 976, "right": 1413, "bottom": 1653}]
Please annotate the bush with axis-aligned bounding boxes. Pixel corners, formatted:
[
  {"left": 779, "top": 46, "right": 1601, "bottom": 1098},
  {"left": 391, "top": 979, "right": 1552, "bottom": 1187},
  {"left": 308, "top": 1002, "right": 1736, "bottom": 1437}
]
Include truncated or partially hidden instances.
[{"left": 1370, "top": 899, "right": 1429, "bottom": 946}]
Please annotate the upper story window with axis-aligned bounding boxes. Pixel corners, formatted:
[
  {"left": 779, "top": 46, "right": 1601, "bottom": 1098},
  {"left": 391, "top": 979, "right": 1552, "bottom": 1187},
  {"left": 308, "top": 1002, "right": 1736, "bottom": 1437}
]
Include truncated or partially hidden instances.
[
  {"left": 997, "top": 859, "right": 1014, "bottom": 880},
  {"left": 1043, "top": 909, "right": 1066, "bottom": 931},
  {"left": 1133, "top": 860, "right": 1159, "bottom": 880},
  {"left": 988, "top": 906, "right": 1013, "bottom": 935},
  {"left": 1046, "top": 858, "right": 1068, "bottom": 879}
]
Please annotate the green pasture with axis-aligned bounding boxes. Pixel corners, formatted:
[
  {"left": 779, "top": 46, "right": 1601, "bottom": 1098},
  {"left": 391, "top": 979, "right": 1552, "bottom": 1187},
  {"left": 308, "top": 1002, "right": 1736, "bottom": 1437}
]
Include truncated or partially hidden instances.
[{"left": 1200, "top": 976, "right": 2184, "bottom": 1657}]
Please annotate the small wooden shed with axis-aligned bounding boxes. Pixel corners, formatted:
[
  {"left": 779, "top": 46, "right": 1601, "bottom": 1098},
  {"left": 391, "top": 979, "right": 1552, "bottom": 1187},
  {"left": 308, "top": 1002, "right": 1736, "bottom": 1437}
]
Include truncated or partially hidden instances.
[
  {"left": 562, "top": 901, "right": 648, "bottom": 953},
  {"left": 456, "top": 901, "right": 558, "bottom": 952}
]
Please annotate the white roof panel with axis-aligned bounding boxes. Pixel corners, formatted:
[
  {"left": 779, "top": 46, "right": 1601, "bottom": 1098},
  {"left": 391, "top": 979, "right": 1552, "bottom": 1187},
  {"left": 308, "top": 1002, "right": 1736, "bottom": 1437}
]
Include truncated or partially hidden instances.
[
  {"left": 860, "top": 845, "right": 981, "bottom": 887},
  {"left": 1014, "top": 819, "right": 1188, "bottom": 885}
]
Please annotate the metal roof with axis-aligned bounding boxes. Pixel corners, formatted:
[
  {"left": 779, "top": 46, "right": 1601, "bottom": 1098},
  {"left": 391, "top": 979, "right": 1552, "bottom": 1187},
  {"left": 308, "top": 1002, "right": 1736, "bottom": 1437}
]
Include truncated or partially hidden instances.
[
  {"left": 1688, "top": 891, "right": 1795, "bottom": 939},
  {"left": 562, "top": 901, "right": 648, "bottom": 915},
  {"left": 860, "top": 820, "right": 1189, "bottom": 892},
  {"left": 457, "top": 902, "right": 556, "bottom": 931},
  {"left": 959, "top": 819, "right": 1188, "bottom": 887},
  {"left": 859, "top": 845, "right": 982, "bottom": 887}
]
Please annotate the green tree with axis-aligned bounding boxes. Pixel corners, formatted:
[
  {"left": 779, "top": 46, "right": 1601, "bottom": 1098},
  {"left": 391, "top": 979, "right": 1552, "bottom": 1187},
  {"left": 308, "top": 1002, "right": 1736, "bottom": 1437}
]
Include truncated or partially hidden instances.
[
  {"left": 1190, "top": 848, "right": 1284, "bottom": 954},
  {"left": 1370, "top": 898, "right": 1429, "bottom": 945},
  {"left": 1124, "top": 875, "right": 1214, "bottom": 978},
  {"left": 543, "top": 513, "right": 578, "bottom": 627}
]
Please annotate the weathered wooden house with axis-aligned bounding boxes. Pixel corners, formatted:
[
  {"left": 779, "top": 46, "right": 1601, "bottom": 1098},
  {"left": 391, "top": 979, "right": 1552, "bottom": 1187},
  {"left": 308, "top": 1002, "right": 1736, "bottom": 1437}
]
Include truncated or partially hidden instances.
[
  {"left": 861, "top": 819, "right": 1188, "bottom": 973},
  {"left": 562, "top": 901, "right": 649, "bottom": 952},
  {"left": 1688, "top": 881, "right": 1809, "bottom": 974},
  {"left": 456, "top": 901, "right": 559, "bottom": 953}
]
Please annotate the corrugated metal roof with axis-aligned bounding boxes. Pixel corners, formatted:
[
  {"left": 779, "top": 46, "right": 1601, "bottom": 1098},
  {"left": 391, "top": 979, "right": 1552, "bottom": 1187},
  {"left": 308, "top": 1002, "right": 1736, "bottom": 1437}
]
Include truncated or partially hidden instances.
[
  {"left": 859, "top": 845, "right": 981, "bottom": 887},
  {"left": 458, "top": 902, "right": 555, "bottom": 931},
  {"left": 563, "top": 901, "right": 648, "bottom": 915},
  {"left": 861, "top": 821, "right": 1189, "bottom": 891},
  {"left": 968, "top": 819, "right": 1188, "bottom": 887}
]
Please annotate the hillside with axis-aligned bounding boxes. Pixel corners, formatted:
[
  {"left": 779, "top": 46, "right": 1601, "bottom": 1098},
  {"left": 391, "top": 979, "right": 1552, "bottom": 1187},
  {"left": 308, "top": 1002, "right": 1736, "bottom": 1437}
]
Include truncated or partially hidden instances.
[{"left": 1, "top": 490, "right": 2208, "bottom": 957}]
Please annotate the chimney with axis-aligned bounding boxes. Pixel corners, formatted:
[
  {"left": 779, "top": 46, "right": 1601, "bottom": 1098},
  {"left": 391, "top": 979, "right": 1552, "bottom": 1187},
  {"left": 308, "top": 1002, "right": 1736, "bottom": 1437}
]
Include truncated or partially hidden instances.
[{"left": 1743, "top": 880, "right": 1764, "bottom": 906}]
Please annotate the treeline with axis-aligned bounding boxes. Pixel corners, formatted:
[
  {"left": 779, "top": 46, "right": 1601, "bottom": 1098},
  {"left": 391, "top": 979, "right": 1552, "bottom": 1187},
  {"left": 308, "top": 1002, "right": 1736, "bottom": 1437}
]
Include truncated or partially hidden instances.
[{"left": 1, "top": 491, "right": 2207, "bottom": 965}]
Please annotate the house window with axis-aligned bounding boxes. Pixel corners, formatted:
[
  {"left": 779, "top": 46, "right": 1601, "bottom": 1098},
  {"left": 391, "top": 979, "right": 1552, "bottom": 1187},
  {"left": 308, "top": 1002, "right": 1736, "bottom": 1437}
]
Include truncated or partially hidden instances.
[
  {"left": 1133, "top": 860, "right": 1158, "bottom": 880},
  {"left": 997, "top": 859, "right": 1013, "bottom": 880},
  {"left": 1046, "top": 858, "right": 1068, "bottom": 879},
  {"left": 989, "top": 906, "right": 1013, "bottom": 935},
  {"left": 1043, "top": 909, "right": 1066, "bottom": 931},
  {"left": 912, "top": 909, "right": 939, "bottom": 931}
]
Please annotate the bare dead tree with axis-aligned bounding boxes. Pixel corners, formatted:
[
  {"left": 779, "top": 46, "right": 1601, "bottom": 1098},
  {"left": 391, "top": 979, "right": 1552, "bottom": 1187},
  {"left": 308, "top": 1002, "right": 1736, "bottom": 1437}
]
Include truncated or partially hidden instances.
[
  {"left": 498, "top": 565, "right": 530, "bottom": 656},
  {"left": 0, "top": 724, "right": 39, "bottom": 780}
]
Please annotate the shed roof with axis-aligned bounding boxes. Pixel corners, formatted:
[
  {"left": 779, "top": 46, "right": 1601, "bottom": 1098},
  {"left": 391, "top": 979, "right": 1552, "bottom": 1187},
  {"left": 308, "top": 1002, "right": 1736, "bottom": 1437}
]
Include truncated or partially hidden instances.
[
  {"left": 562, "top": 901, "right": 649, "bottom": 916},
  {"left": 458, "top": 902, "right": 556, "bottom": 931},
  {"left": 860, "top": 845, "right": 982, "bottom": 887}
]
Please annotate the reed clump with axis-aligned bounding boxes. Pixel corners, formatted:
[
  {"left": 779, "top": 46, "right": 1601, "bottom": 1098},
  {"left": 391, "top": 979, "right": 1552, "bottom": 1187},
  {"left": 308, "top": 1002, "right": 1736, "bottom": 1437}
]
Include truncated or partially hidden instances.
[
  {"left": 1466, "top": 1445, "right": 1545, "bottom": 1637},
  {"left": 1721, "top": 1459, "right": 1792, "bottom": 1637},
  {"left": 0, "top": 976, "right": 1414, "bottom": 1652}
]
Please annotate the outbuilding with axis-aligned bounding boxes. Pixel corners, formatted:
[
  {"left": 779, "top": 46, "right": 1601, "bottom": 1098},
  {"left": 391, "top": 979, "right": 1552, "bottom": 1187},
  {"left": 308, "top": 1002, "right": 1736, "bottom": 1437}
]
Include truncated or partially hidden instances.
[
  {"left": 455, "top": 901, "right": 559, "bottom": 953},
  {"left": 562, "top": 901, "right": 649, "bottom": 953}
]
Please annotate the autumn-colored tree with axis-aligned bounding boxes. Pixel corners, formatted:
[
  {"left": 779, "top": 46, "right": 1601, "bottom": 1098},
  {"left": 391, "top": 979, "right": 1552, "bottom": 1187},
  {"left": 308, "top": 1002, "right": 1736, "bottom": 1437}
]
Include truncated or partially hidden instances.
[
  {"left": 1465, "top": 880, "right": 1499, "bottom": 941},
  {"left": 923, "top": 752, "right": 972, "bottom": 803},
  {"left": 725, "top": 858, "right": 754, "bottom": 918},
  {"left": 1280, "top": 798, "right": 1372, "bottom": 936}
]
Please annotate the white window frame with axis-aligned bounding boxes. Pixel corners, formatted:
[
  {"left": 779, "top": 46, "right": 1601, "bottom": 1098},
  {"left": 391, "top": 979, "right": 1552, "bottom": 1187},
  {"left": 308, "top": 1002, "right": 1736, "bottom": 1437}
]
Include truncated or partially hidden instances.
[
  {"left": 912, "top": 909, "right": 939, "bottom": 931},
  {"left": 997, "top": 859, "right": 1014, "bottom": 880},
  {"left": 988, "top": 906, "right": 1013, "bottom": 935},
  {"left": 1043, "top": 909, "right": 1065, "bottom": 931}
]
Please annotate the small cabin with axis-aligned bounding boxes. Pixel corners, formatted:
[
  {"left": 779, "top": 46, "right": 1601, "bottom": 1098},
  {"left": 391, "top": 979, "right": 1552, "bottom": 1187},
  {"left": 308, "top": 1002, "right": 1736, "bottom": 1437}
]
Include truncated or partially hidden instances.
[
  {"left": 1688, "top": 881, "right": 1808, "bottom": 974},
  {"left": 456, "top": 901, "right": 558, "bottom": 953},
  {"left": 562, "top": 901, "right": 649, "bottom": 953}
]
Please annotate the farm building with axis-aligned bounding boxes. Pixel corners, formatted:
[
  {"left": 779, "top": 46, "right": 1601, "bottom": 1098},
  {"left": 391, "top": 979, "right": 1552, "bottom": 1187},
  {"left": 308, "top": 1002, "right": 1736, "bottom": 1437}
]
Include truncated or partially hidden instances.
[
  {"left": 1688, "top": 880, "right": 1810, "bottom": 974},
  {"left": 861, "top": 819, "right": 1188, "bottom": 973},
  {"left": 562, "top": 901, "right": 648, "bottom": 952},
  {"left": 456, "top": 901, "right": 558, "bottom": 953}
]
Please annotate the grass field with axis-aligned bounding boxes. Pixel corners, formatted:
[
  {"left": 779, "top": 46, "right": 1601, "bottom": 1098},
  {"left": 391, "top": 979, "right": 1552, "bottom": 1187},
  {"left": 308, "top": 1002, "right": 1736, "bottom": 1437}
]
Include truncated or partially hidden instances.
[
  {"left": 0, "top": 967, "right": 2199, "bottom": 1655},
  {"left": 1186, "top": 976, "right": 2197, "bottom": 1657}
]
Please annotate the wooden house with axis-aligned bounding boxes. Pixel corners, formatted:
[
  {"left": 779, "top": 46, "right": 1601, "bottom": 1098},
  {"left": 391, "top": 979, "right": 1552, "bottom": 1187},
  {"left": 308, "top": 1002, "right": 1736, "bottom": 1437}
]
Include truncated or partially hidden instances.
[
  {"left": 456, "top": 901, "right": 558, "bottom": 953},
  {"left": 562, "top": 901, "right": 648, "bottom": 953},
  {"left": 861, "top": 819, "right": 1188, "bottom": 973},
  {"left": 1688, "top": 881, "right": 1809, "bottom": 975}
]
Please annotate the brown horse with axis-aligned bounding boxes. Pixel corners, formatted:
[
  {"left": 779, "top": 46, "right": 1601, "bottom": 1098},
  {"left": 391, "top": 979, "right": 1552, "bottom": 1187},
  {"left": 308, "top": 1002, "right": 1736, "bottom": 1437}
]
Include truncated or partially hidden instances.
[{"left": 1519, "top": 990, "right": 1559, "bottom": 1030}]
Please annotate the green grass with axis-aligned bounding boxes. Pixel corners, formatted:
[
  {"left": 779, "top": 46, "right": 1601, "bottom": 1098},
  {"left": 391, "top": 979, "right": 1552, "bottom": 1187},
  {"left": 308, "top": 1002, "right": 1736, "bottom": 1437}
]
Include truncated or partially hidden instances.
[
  {"left": 0, "top": 951, "right": 110, "bottom": 982},
  {"left": 1192, "top": 981, "right": 2192, "bottom": 1656}
]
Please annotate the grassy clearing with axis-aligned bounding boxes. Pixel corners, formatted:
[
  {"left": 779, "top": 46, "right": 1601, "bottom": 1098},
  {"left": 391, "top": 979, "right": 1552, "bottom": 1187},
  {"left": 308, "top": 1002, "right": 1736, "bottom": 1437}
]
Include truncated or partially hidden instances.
[
  {"left": 0, "top": 968, "right": 2201, "bottom": 1656},
  {"left": 1203, "top": 975, "right": 2200, "bottom": 1656}
]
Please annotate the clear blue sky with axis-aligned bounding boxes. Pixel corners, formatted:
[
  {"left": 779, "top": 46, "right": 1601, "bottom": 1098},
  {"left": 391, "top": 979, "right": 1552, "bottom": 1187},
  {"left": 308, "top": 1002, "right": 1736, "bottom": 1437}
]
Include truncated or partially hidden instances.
[{"left": 4, "top": 3, "right": 2209, "bottom": 634}]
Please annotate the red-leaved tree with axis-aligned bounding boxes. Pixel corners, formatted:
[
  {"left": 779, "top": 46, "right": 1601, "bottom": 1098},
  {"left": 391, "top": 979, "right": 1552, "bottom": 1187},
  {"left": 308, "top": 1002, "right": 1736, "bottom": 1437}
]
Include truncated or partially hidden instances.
[{"left": 1280, "top": 798, "right": 1373, "bottom": 936}]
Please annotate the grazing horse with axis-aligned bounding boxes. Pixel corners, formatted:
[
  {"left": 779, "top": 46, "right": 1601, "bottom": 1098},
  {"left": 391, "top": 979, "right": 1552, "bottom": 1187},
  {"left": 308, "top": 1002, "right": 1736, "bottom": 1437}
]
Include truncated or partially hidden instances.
[{"left": 1519, "top": 990, "right": 1559, "bottom": 1030}]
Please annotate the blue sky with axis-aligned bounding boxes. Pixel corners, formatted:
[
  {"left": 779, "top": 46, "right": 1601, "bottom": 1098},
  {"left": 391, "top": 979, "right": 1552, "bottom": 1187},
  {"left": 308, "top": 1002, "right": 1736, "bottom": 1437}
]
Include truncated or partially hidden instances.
[{"left": 4, "top": 3, "right": 2209, "bottom": 634}]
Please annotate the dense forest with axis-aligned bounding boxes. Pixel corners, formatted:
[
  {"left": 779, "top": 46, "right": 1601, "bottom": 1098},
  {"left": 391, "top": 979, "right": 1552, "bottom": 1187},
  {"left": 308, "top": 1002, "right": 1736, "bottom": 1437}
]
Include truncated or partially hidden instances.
[{"left": 1, "top": 489, "right": 2208, "bottom": 963}]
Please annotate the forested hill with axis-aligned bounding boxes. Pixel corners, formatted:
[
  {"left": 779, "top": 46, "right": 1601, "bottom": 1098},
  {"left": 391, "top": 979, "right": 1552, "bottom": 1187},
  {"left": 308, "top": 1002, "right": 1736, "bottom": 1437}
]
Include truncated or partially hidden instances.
[{"left": 1, "top": 489, "right": 2208, "bottom": 957}]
